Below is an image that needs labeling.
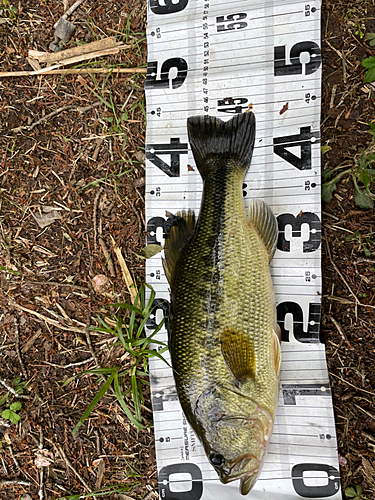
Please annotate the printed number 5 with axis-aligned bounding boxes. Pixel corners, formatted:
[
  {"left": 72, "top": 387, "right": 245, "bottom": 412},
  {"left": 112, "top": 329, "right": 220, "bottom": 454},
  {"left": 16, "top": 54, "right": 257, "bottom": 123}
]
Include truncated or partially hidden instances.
[
  {"left": 274, "top": 41, "right": 321, "bottom": 76},
  {"left": 150, "top": 0, "right": 188, "bottom": 15},
  {"left": 216, "top": 13, "right": 247, "bottom": 32},
  {"left": 145, "top": 58, "right": 188, "bottom": 90}
]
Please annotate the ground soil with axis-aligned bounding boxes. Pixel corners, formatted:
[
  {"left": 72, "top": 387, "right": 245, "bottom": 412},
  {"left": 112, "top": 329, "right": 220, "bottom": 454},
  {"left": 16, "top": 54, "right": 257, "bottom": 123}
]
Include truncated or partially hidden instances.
[{"left": 0, "top": 0, "right": 374, "bottom": 499}]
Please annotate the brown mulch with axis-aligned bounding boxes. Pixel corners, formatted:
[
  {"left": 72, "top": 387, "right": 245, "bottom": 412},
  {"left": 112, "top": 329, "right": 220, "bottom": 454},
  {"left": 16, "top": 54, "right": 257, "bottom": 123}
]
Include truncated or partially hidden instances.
[{"left": 0, "top": 0, "right": 374, "bottom": 499}]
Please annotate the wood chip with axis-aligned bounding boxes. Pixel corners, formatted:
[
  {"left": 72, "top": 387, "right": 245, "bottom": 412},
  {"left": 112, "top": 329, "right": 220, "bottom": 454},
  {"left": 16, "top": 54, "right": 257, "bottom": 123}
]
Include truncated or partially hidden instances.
[
  {"left": 29, "top": 37, "right": 122, "bottom": 64},
  {"left": 110, "top": 236, "right": 138, "bottom": 304}
]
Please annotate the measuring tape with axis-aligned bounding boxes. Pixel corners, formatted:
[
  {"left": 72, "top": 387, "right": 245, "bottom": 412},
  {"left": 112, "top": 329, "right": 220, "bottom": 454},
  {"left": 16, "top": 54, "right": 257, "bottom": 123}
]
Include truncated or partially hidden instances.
[{"left": 144, "top": 0, "right": 342, "bottom": 498}]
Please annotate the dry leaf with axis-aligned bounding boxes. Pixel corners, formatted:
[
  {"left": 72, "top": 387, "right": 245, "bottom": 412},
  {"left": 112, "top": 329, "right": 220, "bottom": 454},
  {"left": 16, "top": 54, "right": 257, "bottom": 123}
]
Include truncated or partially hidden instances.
[
  {"left": 35, "top": 449, "right": 54, "bottom": 468},
  {"left": 31, "top": 206, "right": 62, "bottom": 228},
  {"left": 138, "top": 244, "right": 163, "bottom": 259}
]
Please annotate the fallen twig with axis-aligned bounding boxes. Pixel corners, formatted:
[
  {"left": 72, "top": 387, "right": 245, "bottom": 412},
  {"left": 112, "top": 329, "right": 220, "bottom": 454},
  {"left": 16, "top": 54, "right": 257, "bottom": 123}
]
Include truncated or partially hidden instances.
[
  {"left": 98, "top": 237, "right": 116, "bottom": 277},
  {"left": 0, "top": 378, "right": 30, "bottom": 399},
  {"left": 30, "top": 36, "right": 125, "bottom": 65},
  {"left": 2, "top": 280, "right": 90, "bottom": 292},
  {"left": 110, "top": 236, "right": 138, "bottom": 303},
  {"left": 42, "top": 358, "right": 94, "bottom": 369},
  {"left": 0, "top": 479, "right": 31, "bottom": 486},
  {"left": 324, "top": 239, "right": 375, "bottom": 313},
  {"left": 85, "top": 313, "right": 100, "bottom": 368},
  {"left": 14, "top": 318, "right": 28, "bottom": 379},
  {"left": 12, "top": 302, "right": 86, "bottom": 334},
  {"left": 330, "top": 372, "right": 375, "bottom": 396},
  {"left": 57, "top": 445, "right": 92, "bottom": 493},
  {"left": 93, "top": 187, "right": 104, "bottom": 252},
  {"left": 11, "top": 101, "right": 101, "bottom": 133},
  {"left": 329, "top": 315, "right": 352, "bottom": 348},
  {"left": 0, "top": 67, "right": 147, "bottom": 78}
]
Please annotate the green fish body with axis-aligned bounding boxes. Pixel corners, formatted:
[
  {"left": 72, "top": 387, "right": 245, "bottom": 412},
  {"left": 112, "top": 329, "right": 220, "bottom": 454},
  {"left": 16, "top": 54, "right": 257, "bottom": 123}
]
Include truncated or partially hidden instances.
[{"left": 162, "top": 113, "right": 281, "bottom": 495}]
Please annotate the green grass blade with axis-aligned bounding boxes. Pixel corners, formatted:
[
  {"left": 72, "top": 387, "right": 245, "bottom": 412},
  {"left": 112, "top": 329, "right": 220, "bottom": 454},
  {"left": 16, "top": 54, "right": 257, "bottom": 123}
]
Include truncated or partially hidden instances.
[
  {"left": 72, "top": 370, "right": 116, "bottom": 435},
  {"left": 110, "top": 302, "right": 142, "bottom": 314},
  {"left": 112, "top": 373, "right": 144, "bottom": 429},
  {"left": 130, "top": 366, "right": 141, "bottom": 423}
]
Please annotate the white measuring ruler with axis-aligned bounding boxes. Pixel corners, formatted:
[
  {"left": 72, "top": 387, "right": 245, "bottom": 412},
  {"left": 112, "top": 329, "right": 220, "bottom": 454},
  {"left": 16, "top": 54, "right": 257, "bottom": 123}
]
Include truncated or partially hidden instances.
[{"left": 144, "top": 0, "right": 342, "bottom": 498}]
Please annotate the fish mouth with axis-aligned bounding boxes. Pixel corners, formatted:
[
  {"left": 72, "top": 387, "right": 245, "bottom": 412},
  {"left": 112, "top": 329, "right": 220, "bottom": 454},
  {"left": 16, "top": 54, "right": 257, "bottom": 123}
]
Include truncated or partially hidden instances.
[
  {"left": 240, "top": 473, "right": 259, "bottom": 495},
  {"left": 221, "top": 453, "right": 260, "bottom": 492}
]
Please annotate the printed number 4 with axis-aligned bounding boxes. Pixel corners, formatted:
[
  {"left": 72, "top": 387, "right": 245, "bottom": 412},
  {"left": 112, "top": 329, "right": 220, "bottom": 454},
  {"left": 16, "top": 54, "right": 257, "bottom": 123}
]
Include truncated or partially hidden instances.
[
  {"left": 146, "top": 139, "right": 188, "bottom": 177},
  {"left": 273, "top": 126, "right": 320, "bottom": 170}
]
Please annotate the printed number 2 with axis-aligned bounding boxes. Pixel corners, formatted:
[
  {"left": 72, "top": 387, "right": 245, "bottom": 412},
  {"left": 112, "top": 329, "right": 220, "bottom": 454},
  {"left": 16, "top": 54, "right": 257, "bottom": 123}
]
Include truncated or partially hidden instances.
[
  {"left": 274, "top": 41, "right": 322, "bottom": 76},
  {"left": 145, "top": 58, "right": 188, "bottom": 90},
  {"left": 150, "top": 0, "right": 188, "bottom": 15},
  {"left": 277, "top": 302, "right": 321, "bottom": 343}
]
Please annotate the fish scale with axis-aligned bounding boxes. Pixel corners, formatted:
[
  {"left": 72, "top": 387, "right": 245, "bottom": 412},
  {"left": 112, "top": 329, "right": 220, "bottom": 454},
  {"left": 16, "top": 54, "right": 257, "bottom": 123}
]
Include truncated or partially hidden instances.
[{"left": 163, "top": 113, "right": 281, "bottom": 494}]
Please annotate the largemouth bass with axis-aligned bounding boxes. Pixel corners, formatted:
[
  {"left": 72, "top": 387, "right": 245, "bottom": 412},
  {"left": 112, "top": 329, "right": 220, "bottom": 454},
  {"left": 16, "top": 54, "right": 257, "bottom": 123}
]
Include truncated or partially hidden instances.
[{"left": 162, "top": 113, "right": 281, "bottom": 495}]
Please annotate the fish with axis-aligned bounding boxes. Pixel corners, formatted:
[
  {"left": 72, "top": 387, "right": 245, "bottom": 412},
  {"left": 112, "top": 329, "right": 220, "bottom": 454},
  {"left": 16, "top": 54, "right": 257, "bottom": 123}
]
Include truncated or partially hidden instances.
[{"left": 162, "top": 113, "right": 281, "bottom": 495}]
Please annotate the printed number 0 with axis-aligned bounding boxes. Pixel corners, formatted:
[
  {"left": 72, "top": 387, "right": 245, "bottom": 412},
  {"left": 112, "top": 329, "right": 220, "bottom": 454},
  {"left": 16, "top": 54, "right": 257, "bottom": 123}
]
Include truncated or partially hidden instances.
[
  {"left": 150, "top": 0, "right": 188, "bottom": 15},
  {"left": 158, "top": 463, "right": 203, "bottom": 500},
  {"left": 292, "top": 464, "right": 340, "bottom": 497}
]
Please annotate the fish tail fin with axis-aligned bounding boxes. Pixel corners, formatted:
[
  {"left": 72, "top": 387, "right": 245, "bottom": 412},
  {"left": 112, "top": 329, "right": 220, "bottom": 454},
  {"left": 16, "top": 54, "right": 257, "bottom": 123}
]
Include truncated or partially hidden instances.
[{"left": 187, "top": 112, "right": 256, "bottom": 180}]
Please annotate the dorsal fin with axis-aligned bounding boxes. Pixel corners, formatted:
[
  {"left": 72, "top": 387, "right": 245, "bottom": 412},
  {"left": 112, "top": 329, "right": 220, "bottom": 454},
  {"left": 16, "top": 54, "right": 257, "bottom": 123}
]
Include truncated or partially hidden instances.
[
  {"left": 162, "top": 209, "right": 196, "bottom": 285},
  {"left": 221, "top": 327, "right": 256, "bottom": 385},
  {"left": 248, "top": 199, "right": 278, "bottom": 261}
]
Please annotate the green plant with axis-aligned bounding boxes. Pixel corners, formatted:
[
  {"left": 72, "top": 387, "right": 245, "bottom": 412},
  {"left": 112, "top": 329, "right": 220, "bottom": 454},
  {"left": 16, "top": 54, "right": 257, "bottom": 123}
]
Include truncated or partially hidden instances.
[
  {"left": 345, "top": 230, "right": 373, "bottom": 257},
  {"left": 361, "top": 56, "right": 375, "bottom": 83},
  {"left": 345, "top": 8, "right": 366, "bottom": 39},
  {"left": 86, "top": 70, "right": 129, "bottom": 135},
  {"left": 366, "top": 32, "right": 375, "bottom": 47},
  {"left": 1, "top": 401, "right": 22, "bottom": 424},
  {"left": 0, "top": 377, "right": 28, "bottom": 424},
  {"left": 67, "top": 284, "right": 168, "bottom": 434},
  {"left": 322, "top": 129, "right": 375, "bottom": 209},
  {"left": 57, "top": 480, "right": 140, "bottom": 500},
  {"left": 345, "top": 484, "right": 368, "bottom": 500},
  {"left": 1, "top": 0, "right": 17, "bottom": 20}
]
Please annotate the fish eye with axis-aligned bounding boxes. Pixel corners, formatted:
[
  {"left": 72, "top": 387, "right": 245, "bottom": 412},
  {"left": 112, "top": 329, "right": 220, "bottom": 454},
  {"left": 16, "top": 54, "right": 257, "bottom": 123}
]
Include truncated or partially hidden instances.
[{"left": 209, "top": 453, "right": 224, "bottom": 466}]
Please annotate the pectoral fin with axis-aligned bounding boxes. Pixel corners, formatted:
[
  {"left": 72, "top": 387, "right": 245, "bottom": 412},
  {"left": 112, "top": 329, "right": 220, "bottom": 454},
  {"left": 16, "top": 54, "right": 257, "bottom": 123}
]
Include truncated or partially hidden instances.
[
  {"left": 162, "top": 210, "right": 196, "bottom": 285},
  {"left": 248, "top": 199, "right": 278, "bottom": 261},
  {"left": 221, "top": 327, "right": 256, "bottom": 385},
  {"left": 272, "top": 328, "right": 282, "bottom": 377}
]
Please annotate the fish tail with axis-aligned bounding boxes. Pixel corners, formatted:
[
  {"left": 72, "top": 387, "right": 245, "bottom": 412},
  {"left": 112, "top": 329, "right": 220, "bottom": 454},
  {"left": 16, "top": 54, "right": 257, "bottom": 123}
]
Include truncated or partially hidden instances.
[{"left": 187, "top": 112, "right": 256, "bottom": 180}]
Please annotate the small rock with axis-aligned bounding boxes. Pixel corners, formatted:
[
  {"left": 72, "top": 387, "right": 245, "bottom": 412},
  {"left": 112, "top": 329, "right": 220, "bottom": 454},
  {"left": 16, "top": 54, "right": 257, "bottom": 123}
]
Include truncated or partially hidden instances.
[
  {"left": 134, "top": 151, "right": 145, "bottom": 163},
  {"left": 133, "top": 177, "right": 145, "bottom": 188},
  {"left": 91, "top": 274, "right": 110, "bottom": 294}
]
